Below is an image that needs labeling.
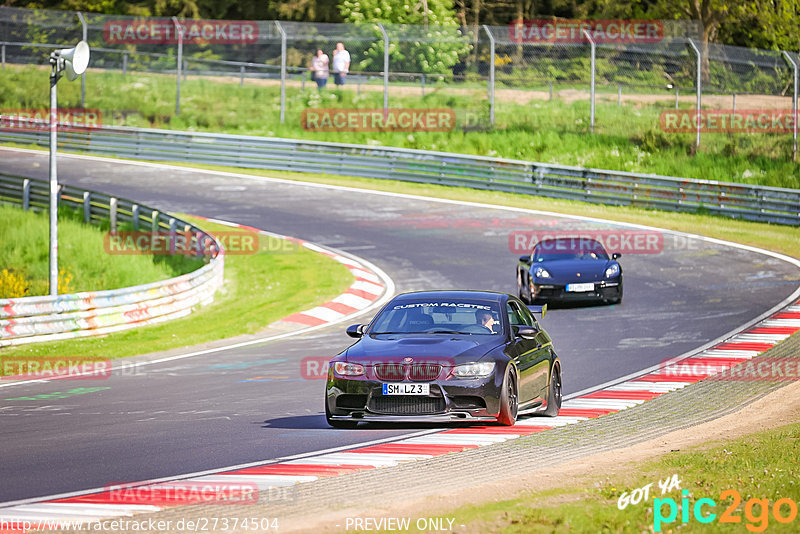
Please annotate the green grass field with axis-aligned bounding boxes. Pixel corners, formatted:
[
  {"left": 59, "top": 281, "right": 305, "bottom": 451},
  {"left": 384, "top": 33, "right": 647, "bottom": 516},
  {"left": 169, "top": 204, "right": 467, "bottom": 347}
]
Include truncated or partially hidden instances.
[
  {"left": 0, "top": 203, "right": 201, "bottom": 297},
  {"left": 0, "top": 214, "right": 354, "bottom": 360},
  {"left": 414, "top": 420, "right": 800, "bottom": 533},
  {"left": 2, "top": 65, "right": 798, "bottom": 189}
]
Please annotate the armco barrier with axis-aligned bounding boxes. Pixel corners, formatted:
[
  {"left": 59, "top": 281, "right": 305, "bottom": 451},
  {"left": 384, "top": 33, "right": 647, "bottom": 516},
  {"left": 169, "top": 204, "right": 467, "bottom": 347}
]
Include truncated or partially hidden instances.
[
  {"left": 1, "top": 123, "right": 798, "bottom": 225},
  {"left": 0, "top": 173, "right": 224, "bottom": 346}
]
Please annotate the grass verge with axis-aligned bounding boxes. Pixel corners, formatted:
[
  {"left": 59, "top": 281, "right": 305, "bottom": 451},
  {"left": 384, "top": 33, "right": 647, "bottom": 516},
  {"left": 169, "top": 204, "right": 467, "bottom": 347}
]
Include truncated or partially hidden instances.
[
  {"left": 0, "top": 215, "right": 354, "bottom": 360},
  {"left": 0, "top": 203, "right": 200, "bottom": 297},
  {"left": 400, "top": 420, "right": 800, "bottom": 533},
  {"left": 1, "top": 65, "right": 798, "bottom": 188}
]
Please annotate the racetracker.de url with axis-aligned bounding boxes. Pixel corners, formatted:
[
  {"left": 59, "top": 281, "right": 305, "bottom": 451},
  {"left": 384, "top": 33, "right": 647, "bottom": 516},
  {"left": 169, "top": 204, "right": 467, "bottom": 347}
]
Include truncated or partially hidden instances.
[{"left": 0, "top": 516, "right": 279, "bottom": 532}]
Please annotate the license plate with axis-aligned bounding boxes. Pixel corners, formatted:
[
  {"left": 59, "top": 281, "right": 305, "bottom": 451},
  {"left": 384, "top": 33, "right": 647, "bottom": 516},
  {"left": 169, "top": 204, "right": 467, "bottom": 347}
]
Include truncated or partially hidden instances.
[
  {"left": 566, "top": 282, "right": 595, "bottom": 292},
  {"left": 382, "top": 383, "right": 430, "bottom": 395}
]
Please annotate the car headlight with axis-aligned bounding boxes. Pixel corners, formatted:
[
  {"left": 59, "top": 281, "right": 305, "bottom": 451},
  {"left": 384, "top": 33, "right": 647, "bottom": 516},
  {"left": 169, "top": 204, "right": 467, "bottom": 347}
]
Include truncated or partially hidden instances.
[
  {"left": 453, "top": 362, "right": 495, "bottom": 378},
  {"left": 605, "top": 264, "right": 620, "bottom": 278},
  {"left": 333, "top": 362, "right": 364, "bottom": 376},
  {"left": 533, "top": 266, "right": 551, "bottom": 279}
]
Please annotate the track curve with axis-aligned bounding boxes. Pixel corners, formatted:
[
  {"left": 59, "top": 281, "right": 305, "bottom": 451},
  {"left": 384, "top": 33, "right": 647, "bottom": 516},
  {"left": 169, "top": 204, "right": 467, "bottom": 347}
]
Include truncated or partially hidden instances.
[{"left": 1, "top": 148, "right": 798, "bottom": 503}]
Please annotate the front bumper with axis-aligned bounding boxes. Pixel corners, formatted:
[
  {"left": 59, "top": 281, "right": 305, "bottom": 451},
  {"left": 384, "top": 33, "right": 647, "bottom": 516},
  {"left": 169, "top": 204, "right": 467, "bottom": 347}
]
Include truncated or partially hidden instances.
[
  {"left": 326, "top": 373, "right": 504, "bottom": 421},
  {"left": 533, "top": 281, "right": 621, "bottom": 301}
]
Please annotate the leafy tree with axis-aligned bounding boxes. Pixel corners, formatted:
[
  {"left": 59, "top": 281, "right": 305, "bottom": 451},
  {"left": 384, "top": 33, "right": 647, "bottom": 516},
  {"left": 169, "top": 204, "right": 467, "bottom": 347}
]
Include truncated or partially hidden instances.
[{"left": 339, "top": 0, "right": 472, "bottom": 75}]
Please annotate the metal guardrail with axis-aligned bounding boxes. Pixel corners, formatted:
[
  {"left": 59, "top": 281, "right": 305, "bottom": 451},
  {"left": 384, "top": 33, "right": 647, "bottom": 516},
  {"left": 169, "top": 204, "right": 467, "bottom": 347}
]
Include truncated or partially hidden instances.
[
  {"left": 0, "top": 123, "right": 798, "bottom": 225},
  {"left": 0, "top": 172, "right": 224, "bottom": 346}
]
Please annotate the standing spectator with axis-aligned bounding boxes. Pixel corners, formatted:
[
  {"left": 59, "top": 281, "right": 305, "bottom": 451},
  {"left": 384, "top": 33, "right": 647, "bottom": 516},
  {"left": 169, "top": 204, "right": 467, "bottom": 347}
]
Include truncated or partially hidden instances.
[
  {"left": 310, "top": 49, "right": 329, "bottom": 90},
  {"left": 332, "top": 42, "right": 350, "bottom": 86}
]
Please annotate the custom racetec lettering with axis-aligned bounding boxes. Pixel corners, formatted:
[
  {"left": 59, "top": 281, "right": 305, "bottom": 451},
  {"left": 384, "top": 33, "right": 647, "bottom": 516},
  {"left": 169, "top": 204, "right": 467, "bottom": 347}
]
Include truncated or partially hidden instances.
[{"left": 392, "top": 302, "right": 492, "bottom": 310}]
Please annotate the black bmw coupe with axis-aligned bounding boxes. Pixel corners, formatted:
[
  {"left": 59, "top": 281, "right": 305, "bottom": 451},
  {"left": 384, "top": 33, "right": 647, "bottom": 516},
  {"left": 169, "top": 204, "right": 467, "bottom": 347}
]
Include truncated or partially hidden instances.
[{"left": 325, "top": 290, "right": 561, "bottom": 427}]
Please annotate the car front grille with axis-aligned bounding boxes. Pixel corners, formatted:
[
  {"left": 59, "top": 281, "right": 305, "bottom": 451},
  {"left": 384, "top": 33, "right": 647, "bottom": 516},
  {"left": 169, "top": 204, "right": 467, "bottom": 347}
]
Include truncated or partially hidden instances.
[
  {"left": 369, "top": 396, "right": 446, "bottom": 415},
  {"left": 374, "top": 363, "right": 442, "bottom": 381}
]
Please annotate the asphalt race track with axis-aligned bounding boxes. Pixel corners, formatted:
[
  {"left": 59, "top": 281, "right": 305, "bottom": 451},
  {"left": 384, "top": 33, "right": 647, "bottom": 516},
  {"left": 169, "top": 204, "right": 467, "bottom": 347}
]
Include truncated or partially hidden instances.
[{"left": 1, "top": 149, "right": 799, "bottom": 503}]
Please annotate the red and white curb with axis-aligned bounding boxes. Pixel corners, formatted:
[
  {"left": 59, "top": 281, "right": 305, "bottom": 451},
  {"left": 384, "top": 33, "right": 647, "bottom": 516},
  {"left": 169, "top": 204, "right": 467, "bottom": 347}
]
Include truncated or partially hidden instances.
[
  {"left": 2, "top": 301, "right": 797, "bottom": 526},
  {"left": 196, "top": 217, "right": 387, "bottom": 329}
]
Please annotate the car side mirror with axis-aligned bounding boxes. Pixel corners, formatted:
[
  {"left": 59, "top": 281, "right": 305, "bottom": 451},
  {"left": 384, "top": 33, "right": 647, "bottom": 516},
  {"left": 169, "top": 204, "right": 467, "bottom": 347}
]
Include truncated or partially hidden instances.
[
  {"left": 513, "top": 325, "right": 539, "bottom": 339},
  {"left": 519, "top": 255, "right": 532, "bottom": 264},
  {"left": 612, "top": 253, "right": 622, "bottom": 260},
  {"left": 346, "top": 324, "right": 365, "bottom": 338}
]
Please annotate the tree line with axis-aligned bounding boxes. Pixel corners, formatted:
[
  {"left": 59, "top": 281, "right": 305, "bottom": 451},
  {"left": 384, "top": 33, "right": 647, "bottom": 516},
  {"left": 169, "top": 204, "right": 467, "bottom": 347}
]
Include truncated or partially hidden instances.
[{"left": 3, "top": 0, "right": 799, "bottom": 51}]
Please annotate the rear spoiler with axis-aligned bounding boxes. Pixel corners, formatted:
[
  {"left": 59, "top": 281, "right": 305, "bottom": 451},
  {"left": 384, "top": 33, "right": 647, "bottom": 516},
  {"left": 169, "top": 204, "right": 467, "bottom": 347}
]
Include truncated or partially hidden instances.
[{"left": 527, "top": 304, "right": 547, "bottom": 318}]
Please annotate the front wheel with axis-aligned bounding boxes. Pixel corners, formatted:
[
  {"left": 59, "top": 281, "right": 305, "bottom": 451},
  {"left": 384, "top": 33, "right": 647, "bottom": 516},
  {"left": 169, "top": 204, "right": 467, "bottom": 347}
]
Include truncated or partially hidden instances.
[
  {"left": 326, "top": 400, "right": 358, "bottom": 429},
  {"left": 496, "top": 369, "right": 519, "bottom": 426},
  {"left": 543, "top": 365, "right": 562, "bottom": 417}
]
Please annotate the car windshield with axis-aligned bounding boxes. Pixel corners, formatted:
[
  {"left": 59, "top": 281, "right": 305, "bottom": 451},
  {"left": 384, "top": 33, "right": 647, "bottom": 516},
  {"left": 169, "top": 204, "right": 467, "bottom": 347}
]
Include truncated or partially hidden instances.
[
  {"left": 369, "top": 299, "right": 502, "bottom": 335},
  {"left": 533, "top": 238, "right": 608, "bottom": 262}
]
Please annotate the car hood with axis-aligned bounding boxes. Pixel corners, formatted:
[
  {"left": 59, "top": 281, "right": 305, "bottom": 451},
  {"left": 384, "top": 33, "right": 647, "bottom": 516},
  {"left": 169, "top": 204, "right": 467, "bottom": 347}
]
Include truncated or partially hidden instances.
[
  {"left": 532, "top": 259, "right": 612, "bottom": 282},
  {"left": 344, "top": 334, "right": 503, "bottom": 363}
]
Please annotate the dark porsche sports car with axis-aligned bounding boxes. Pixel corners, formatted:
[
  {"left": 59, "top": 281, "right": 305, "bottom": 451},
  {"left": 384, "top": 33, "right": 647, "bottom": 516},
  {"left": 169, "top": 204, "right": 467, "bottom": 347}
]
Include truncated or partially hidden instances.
[
  {"left": 325, "top": 290, "right": 561, "bottom": 427},
  {"left": 517, "top": 237, "right": 623, "bottom": 305}
]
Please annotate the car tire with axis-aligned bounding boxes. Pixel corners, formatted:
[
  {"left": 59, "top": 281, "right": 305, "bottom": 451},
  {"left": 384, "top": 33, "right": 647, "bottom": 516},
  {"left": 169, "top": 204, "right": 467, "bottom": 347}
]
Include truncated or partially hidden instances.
[
  {"left": 543, "top": 365, "right": 562, "bottom": 417},
  {"left": 496, "top": 368, "right": 519, "bottom": 426},
  {"left": 517, "top": 270, "right": 530, "bottom": 304},
  {"left": 609, "top": 280, "right": 623, "bottom": 305},
  {"left": 326, "top": 400, "right": 358, "bottom": 429}
]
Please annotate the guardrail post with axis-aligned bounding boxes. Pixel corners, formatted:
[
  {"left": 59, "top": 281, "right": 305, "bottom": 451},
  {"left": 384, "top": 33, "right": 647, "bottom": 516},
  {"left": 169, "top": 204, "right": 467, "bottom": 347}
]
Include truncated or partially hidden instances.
[
  {"left": 1, "top": 43, "right": 5, "bottom": 69},
  {"left": 782, "top": 51, "right": 798, "bottom": 160},
  {"left": 83, "top": 191, "right": 91, "bottom": 222},
  {"left": 240, "top": 65, "right": 245, "bottom": 87},
  {"left": 151, "top": 210, "right": 159, "bottom": 233},
  {"left": 172, "top": 17, "right": 183, "bottom": 116},
  {"left": 687, "top": 38, "right": 702, "bottom": 150},
  {"left": 377, "top": 23, "right": 389, "bottom": 116},
  {"left": 122, "top": 51, "right": 128, "bottom": 76},
  {"left": 421, "top": 73, "right": 425, "bottom": 96},
  {"left": 109, "top": 197, "right": 118, "bottom": 234},
  {"left": 22, "top": 179, "right": 30, "bottom": 210},
  {"left": 583, "top": 29, "right": 596, "bottom": 133},
  {"left": 131, "top": 204, "right": 139, "bottom": 230},
  {"left": 675, "top": 86, "right": 679, "bottom": 109},
  {"left": 549, "top": 81, "right": 553, "bottom": 100},
  {"left": 618, "top": 85, "right": 622, "bottom": 106},
  {"left": 275, "top": 21, "right": 286, "bottom": 124},
  {"left": 482, "top": 25, "right": 495, "bottom": 126},
  {"left": 77, "top": 12, "right": 87, "bottom": 108}
]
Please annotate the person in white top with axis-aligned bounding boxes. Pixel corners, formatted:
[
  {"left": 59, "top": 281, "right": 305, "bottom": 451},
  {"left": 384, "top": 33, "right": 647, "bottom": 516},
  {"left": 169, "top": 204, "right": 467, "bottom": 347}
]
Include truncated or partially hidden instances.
[{"left": 332, "top": 42, "right": 351, "bottom": 86}]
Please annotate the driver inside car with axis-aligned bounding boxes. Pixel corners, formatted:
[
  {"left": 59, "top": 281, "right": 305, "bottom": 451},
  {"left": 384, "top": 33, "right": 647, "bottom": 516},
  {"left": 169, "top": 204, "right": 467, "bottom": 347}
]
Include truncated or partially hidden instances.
[{"left": 476, "top": 310, "right": 497, "bottom": 333}]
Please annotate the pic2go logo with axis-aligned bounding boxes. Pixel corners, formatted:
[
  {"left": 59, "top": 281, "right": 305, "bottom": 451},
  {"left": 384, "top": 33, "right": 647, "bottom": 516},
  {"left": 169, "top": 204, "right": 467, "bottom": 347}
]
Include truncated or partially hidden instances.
[{"left": 654, "top": 489, "right": 800, "bottom": 532}]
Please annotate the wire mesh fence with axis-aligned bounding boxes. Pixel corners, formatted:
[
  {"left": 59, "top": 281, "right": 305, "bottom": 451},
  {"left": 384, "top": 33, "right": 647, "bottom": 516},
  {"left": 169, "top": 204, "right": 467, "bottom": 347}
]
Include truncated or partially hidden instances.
[{"left": 1, "top": 6, "right": 800, "bottom": 160}]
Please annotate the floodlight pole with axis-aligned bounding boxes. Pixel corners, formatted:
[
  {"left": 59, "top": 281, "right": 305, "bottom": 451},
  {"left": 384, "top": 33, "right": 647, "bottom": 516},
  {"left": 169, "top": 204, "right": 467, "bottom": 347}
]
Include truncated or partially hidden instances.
[
  {"left": 49, "top": 59, "right": 61, "bottom": 296},
  {"left": 77, "top": 12, "right": 87, "bottom": 108}
]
